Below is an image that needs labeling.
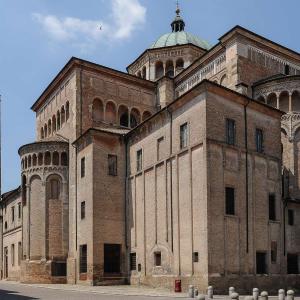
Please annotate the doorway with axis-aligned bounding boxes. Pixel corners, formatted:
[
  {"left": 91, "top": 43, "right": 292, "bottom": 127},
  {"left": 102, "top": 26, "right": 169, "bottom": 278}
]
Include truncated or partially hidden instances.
[
  {"left": 104, "top": 244, "right": 121, "bottom": 274},
  {"left": 256, "top": 252, "right": 267, "bottom": 274}
]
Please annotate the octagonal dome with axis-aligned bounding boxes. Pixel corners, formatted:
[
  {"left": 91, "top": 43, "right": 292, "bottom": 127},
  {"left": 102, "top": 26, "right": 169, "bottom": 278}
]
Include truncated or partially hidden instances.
[{"left": 150, "top": 31, "right": 211, "bottom": 50}]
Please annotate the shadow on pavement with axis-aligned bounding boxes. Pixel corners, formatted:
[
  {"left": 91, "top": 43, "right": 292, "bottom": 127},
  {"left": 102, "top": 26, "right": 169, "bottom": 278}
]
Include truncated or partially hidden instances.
[{"left": 0, "top": 289, "right": 39, "bottom": 300}]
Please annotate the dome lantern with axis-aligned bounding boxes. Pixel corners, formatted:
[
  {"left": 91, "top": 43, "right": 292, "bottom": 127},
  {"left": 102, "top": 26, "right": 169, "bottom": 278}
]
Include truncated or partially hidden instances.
[{"left": 171, "top": 2, "right": 185, "bottom": 32}]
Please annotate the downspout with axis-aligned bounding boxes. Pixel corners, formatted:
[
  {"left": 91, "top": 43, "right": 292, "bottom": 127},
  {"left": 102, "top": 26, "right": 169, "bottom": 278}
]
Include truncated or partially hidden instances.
[
  {"left": 166, "top": 107, "right": 174, "bottom": 252},
  {"left": 244, "top": 100, "right": 250, "bottom": 253}
]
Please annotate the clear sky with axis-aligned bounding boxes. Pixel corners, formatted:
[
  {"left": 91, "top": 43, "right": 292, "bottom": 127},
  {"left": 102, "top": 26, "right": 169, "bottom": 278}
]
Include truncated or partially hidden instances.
[{"left": 1, "top": 0, "right": 300, "bottom": 193}]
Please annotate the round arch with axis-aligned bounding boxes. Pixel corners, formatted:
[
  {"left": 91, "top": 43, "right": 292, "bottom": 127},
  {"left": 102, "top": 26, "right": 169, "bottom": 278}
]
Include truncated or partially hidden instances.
[
  {"left": 267, "top": 93, "right": 277, "bottom": 109},
  {"left": 118, "top": 105, "right": 129, "bottom": 127},
  {"left": 105, "top": 101, "right": 117, "bottom": 124},
  {"left": 130, "top": 108, "right": 141, "bottom": 128},
  {"left": 155, "top": 61, "right": 164, "bottom": 79},
  {"left": 92, "top": 98, "right": 104, "bottom": 122}
]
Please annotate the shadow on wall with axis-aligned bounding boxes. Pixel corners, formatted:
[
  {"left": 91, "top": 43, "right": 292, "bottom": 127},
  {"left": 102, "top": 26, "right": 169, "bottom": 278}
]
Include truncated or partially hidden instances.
[{"left": 0, "top": 289, "right": 38, "bottom": 299}]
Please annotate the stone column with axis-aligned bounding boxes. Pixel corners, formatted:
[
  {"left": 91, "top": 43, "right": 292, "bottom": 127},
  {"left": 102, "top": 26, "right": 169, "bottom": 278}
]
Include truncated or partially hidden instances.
[
  {"left": 276, "top": 93, "right": 280, "bottom": 109},
  {"left": 163, "top": 62, "right": 166, "bottom": 76}
]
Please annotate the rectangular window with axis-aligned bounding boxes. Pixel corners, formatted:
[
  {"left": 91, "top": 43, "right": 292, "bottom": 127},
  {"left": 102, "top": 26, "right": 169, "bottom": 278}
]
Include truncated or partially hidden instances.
[
  {"left": 256, "top": 252, "right": 267, "bottom": 274},
  {"left": 136, "top": 149, "right": 143, "bottom": 172},
  {"left": 130, "top": 253, "right": 137, "bottom": 271},
  {"left": 269, "top": 194, "right": 276, "bottom": 221},
  {"left": 288, "top": 209, "right": 294, "bottom": 226},
  {"left": 11, "top": 244, "right": 15, "bottom": 266},
  {"left": 79, "top": 244, "right": 87, "bottom": 273},
  {"left": 226, "top": 118, "right": 236, "bottom": 145},
  {"left": 81, "top": 157, "right": 85, "bottom": 178},
  {"left": 11, "top": 206, "right": 15, "bottom": 222},
  {"left": 108, "top": 155, "right": 117, "bottom": 176},
  {"left": 180, "top": 123, "right": 188, "bottom": 149},
  {"left": 154, "top": 252, "right": 161, "bottom": 266},
  {"left": 256, "top": 128, "right": 264, "bottom": 153},
  {"left": 193, "top": 252, "right": 199, "bottom": 263},
  {"left": 81, "top": 201, "right": 85, "bottom": 220},
  {"left": 157, "top": 136, "right": 164, "bottom": 161},
  {"left": 271, "top": 241, "right": 277, "bottom": 264},
  {"left": 18, "top": 203, "right": 21, "bottom": 219},
  {"left": 18, "top": 242, "right": 22, "bottom": 266},
  {"left": 225, "top": 187, "right": 235, "bottom": 215},
  {"left": 287, "top": 254, "right": 299, "bottom": 274}
]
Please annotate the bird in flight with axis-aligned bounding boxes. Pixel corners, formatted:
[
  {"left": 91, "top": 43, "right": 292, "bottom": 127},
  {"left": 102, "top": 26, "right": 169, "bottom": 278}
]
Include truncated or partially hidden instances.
[{"left": 99, "top": 25, "right": 102, "bottom": 31}]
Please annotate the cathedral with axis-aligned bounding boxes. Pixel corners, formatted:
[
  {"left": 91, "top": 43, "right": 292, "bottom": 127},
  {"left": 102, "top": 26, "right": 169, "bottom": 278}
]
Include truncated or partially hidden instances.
[{"left": 1, "top": 5, "right": 300, "bottom": 294}]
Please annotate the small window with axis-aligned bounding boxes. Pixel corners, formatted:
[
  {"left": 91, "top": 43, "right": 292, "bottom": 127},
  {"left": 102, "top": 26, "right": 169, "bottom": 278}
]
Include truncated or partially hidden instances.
[
  {"left": 256, "top": 128, "right": 264, "bottom": 153},
  {"left": 269, "top": 194, "right": 276, "bottom": 221},
  {"left": 193, "top": 252, "right": 199, "bottom": 263},
  {"left": 157, "top": 137, "right": 164, "bottom": 161},
  {"left": 288, "top": 209, "right": 294, "bottom": 226},
  {"left": 225, "top": 187, "right": 235, "bottom": 215},
  {"left": 138, "top": 264, "right": 142, "bottom": 272},
  {"left": 285, "top": 64, "right": 290, "bottom": 75},
  {"left": 108, "top": 155, "right": 117, "bottom": 176},
  {"left": 130, "top": 253, "right": 137, "bottom": 271},
  {"left": 11, "top": 244, "right": 15, "bottom": 266},
  {"left": 79, "top": 244, "right": 87, "bottom": 273},
  {"left": 180, "top": 123, "right": 188, "bottom": 149},
  {"left": 271, "top": 241, "right": 277, "bottom": 263},
  {"left": 136, "top": 149, "right": 143, "bottom": 172},
  {"left": 4, "top": 221, "right": 7, "bottom": 230},
  {"left": 154, "top": 252, "right": 161, "bottom": 266},
  {"left": 226, "top": 119, "right": 236, "bottom": 145},
  {"left": 81, "top": 157, "right": 85, "bottom": 178},
  {"left": 18, "top": 242, "right": 22, "bottom": 266},
  {"left": 18, "top": 203, "right": 21, "bottom": 219},
  {"left": 81, "top": 201, "right": 85, "bottom": 220},
  {"left": 11, "top": 206, "right": 15, "bottom": 222}
]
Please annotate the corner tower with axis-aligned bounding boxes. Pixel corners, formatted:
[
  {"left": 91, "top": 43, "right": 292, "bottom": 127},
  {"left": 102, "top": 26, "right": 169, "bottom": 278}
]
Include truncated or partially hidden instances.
[{"left": 127, "top": 4, "right": 211, "bottom": 81}]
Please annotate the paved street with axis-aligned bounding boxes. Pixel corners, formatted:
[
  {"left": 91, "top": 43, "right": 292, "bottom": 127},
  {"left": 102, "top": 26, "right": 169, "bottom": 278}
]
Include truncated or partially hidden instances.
[{"left": 0, "top": 281, "right": 184, "bottom": 300}]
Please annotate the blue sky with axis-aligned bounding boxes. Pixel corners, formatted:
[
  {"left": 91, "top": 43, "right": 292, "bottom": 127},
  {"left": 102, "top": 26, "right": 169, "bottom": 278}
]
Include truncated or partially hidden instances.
[{"left": 1, "top": 0, "right": 300, "bottom": 193}]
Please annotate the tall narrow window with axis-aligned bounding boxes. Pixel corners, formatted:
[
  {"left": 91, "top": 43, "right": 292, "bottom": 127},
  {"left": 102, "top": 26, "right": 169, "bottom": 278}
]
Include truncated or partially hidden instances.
[
  {"left": 157, "top": 136, "right": 164, "bottom": 161},
  {"left": 81, "top": 201, "right": 86, "bottom": 220},
  {"left": 18, "top": 203, "right": 21, "bottom": 219},
  {"left": 269, "top": 194, "right": 276, "bottom": 221},
  {"left": 180, "top": 123, "right": 188, "bottom": 149},
  {"left": 225, "top": 187, "right": 235, "bottom": 215},
  {"left": 136, "top": 149, "right": 143, "bottom": 172},
  {"left": 271, "top": 241, "right": 277, "bottom": 263},
  {"left": 288, "top": 209, "right": 294, "bottom": 226},
  {"left": 154, "top": 252, "right": 161, "bottom": 266},
  {"left": 108, "top": 155, "right": 117, "bottom": 176},
  {"left": 80, "top": 244, "right": 87, "bottom": 273},
  {"left": 130, "top": 253, "right": 137, "bottom": 271},
  {"left": 256, "top": 128, "right": 264, "bottom": 153},
  {"left": 11, "top": 206, "right": 15, "bottom": 222},
  {"left": 18, "top": 242, "right": 22, "bottom": 266},
  {"left": 193, "top": 252, "right": 199, "bottom": 263},
  {"left": 11, "top": 244, "right": 15, "bottom": 266},
  {"left": 226, "top": 119, "right": 236, "bottom": 145},
  {"left": 50, "top": 179, "right": 60, "bottom": 199},
  {"left": 81, "top": 157, "right": 85, "bottom": 178}
]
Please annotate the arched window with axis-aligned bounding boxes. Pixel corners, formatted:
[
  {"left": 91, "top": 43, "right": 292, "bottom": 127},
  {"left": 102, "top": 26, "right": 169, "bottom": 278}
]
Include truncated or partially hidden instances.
[
  {"left": 32, "top": 154, "right": 37, "bottom": 166},
  {"left": 142, "top": 111, "right": 152, "bottom": 121},
  {"left": 25, "top": 157, "right": 28, "bottom": 169},
  {"left": 279, "top": 91, "right": 289, "bottom": 112},
  {"left": 165, "top": 60, "right": 174, "bottom": 78},
  {"left": 285, "top": 64, "right": 290, "bottom": 75},
  {"left": 142, "top": 66, "right": 147, "bottom": 79},
  {"left": 118, "top": 105, "right": 129, "bottom": 127},
  {"left": 45, "top": 151, "right": 51, "bottom": 165},
  {"left": 28, "top": 156, "right": 32, "bottom": 168},
  {"left": 38, "top": 153, "right": 43, "bottom": 166},
  {"left": 57, "top": 111, "right": 61, "bottom": 130},
  {"left": 66, "top": 101, "right": 70, "bottom": 121},
  {"left": 21, "top": 159, "right": 24, "bottom": 170},
  {"left": 155, "top": 61, "right": 164, "bottom": 79},
  {"left": 257, "top": 96, "right": 265, "bottom": 103},
  {"left": 48, "top": 119, "right": 52, "bottom": 136},
  {"left": 137, "top": 71, "right": 142, "bottom": 78},
  {"left": 92, "top": 99, "right": 104, "bottom": 122},
  {"left": 267, "top": 93, "right": 277, "bottom": 109},
  {"left": 292, "top": 91, "right": 300, "bottom": 112},
  {"left": 175, "top": 58, "right": 184, "bottom": 75},
  {"left": 41, "top": 127, "right": 44, "bottom": 139},
  {"left": 61, "top": 152, "right": 68, "bottom": 166},
  {"left": 48, "top": 178, "right": 60, "bottom": 200},
  {"left": 130, "top": 108, "right": 141, "bottom": 128},
  {"left": 105, "top": 101, "right": 117, "bottom": 124},
  {"left": 61, "top": 106, "right": 66, "bottom": 125},
  {"left": 52, "top": 115, "right": 56, "bottom": 133},
  {"left": 53, "top": 152, "right": 59, "bottom": 165},
  {"left": 44, "top": 124, "right": 48, "bottom": 138}
]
